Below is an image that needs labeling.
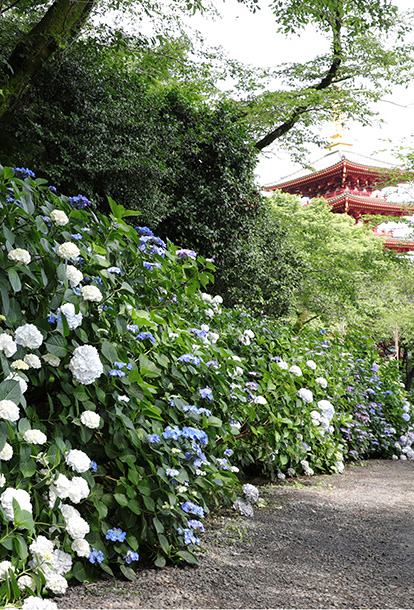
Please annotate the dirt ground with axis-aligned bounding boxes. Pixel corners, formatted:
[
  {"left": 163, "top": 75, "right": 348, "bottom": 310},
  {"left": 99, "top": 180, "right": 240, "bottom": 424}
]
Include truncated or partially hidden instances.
[{"left": 59, "top": 459, "right": 414, "bottom": 609}]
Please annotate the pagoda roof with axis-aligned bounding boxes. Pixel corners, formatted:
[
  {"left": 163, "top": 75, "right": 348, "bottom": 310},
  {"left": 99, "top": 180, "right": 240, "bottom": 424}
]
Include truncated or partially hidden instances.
[
  {"left": 264, "top": 147, "right": 398, "bottom": 191},
  {"left": 327, "top": 193, "right": 412, "bottom": 216}
]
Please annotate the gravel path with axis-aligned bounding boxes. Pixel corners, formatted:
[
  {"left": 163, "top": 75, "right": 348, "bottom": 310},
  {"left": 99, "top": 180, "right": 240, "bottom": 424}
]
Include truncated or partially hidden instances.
[{"left": 59, "top": 460, "right": 414, "bottom": 609}]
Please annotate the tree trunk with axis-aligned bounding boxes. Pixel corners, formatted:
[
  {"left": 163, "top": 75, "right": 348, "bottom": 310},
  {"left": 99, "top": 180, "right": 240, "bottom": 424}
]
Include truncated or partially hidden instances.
[{"left": 0, "top": 0, "right": 95, "bottom": 119}]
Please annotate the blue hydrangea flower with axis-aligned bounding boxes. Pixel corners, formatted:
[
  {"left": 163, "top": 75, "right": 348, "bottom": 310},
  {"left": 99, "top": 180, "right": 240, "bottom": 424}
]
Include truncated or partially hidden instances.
[
  {"left": 223, "top": 448, "right": 233, "bottom": 457},
  {"left": 71, "top": 233, "right": 83, "bottom": 241},
  {"left": 69, "top": 195, "right": 91, "bottom": 209},
  {"left": 107, "top": 266, "right": 123, "bottom": 275},
  {"left": 127, "top": 324, "right": 140, "bottom": 333},
  {"left": 187, "top": 519, "right": 205, "bottom": 532},
  {"left": 177, "top": 527, "right": 201, "bottom": 546},
  {"left": 143, "top": 261, "right": 161, "bottom": 270},
  {"left": 109, "top": 369, "right": 126, "bottom": 377},
  {"left": 89, "top": 548, "right": 104, "bottom": 564},
  {"left": 177, "top": 354, "right": 200, "bottom": 366},
  {"left": 90, "top": 461, "right": 98, "bottom": 472},
  {"left": 125, "top": 550, "right": 140, "bottom": 564},
  {"left": 370, "top": 363, "right": 380, "bottom": 373},
  {"left": 180, "top": 501, "right": 205, "bottom": 518},
  {"left": 148, "top": 434, "right": 160, "bottom": 443},
  {"left": 162, "top": 425, "right": 182, "bottom": 441},
  {"left": 166, "top": 468, "right": 180, "bottom": 477},
  {"left": 12, "top": 167, "right": 35, "bottom": 179},
  {"left": 106, "top": 528, "right": 127, "bottom": 542},
  {"left": 199, "top": 387, "right": 214, "bottom": 402},
  {"left": 137, "top": 331, "right": 156, "bottom": 344},
  {"left": 135, "top": 226, "right": 154, "bottom": 237},
  {"left": 176, "top": 249, "right": 197, "bottom": 260}
]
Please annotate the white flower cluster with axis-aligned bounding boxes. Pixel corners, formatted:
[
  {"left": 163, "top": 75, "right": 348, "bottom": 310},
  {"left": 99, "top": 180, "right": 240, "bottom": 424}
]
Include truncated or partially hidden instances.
[
  {"left": 69, "top": 345, "right": 103, "bottom": 385},
  {"left": 58, "top": 303, "right": 83, "bottom": 330},
  {"left": 6, "top": 372, "right": 28, "bottom": 393},
  {"left": 66, "top": 265, "right": 83, "bottom": 287},
  {"left": 315, "top": 376, "right": 328, "bottom": 389},
  {"left": 65, "top": 449, "right": 91, "bottom": 473},
  {"left": 0, "top": 399, "right": 20, "bottom": 422},
  {"left": 80, "top": 410, "right": 101, "bottom": 429},
  {"left": 81, "top": 285, "right": 103, "bottom": 302},
  {"left": 11, "top": 359, "right": 29, "bottom": 370},
  {"left": 0, "top": 560, "right": 14, "bottom": 580},
  {"left": 300, "top": 459, "right": 314, "bottom": 476},
  {"left": 50, "top": 209, "right": 69, "bottom": 226},
  {"left": 298, "top": 388, "right": 313, "bottom": 403},
  {"left": 276, "top": 359, "right": 289, "bottom": 370},
  {"left": 24, "top": 353, "right": 42, "bottom": 369},
  {"left": 23, "top": 429, "right": 47, "bottom": 445},
  {"left": 289, "top": 365, "right": 302, "bottom": 376},
  {"left": 0, "top": 333, "right": 17, "bottom": 357},
  {"left": 56, "top": 242, "right": 80, "bottom": 260},
  {"left": 29, "top": 536, "right": 72, "bottom": 595},
  {"left": 232, "top": 497, "right": 254, "bottom": 517},
  {"left": 15, "top": 324, "right": 43, "bottom": 349},
  {"left": 239, "top": 329, "right": 255, "bottom": 346},
  {"left": 306, "top": 359, "right": 317, "bottom": 370},
  {"left": 242, "top": 483, "right": 260, "bottom": 503},
  {"left": 0, "top": 443, "right": 13, "bottom": 461},
  {"left": 317, "top": 400, "right": 335, "bottom": 422},
  {"left": 0, "top": 487, "right": 32, "bottom": 521},
  {"left": 8, "top": 248, "right": 31, "bottom": 264},
  {"left": 22, "top": 597, "right": 58, "bottom": 610},
  {"left": 200, "top": 292, "right": 223, "bottom": 317},
  {"left": 50, "top": 473, "right": 89, "bottom": 505},
  {"left": 60, "top": 504, "right": 90, "bottom": 542}
]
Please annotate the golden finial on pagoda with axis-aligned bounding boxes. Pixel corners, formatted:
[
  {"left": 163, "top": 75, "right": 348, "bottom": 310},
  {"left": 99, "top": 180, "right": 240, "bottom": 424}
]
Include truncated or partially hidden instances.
[{"left": 327, "top": 114, "right": 353, "bottom": 150}]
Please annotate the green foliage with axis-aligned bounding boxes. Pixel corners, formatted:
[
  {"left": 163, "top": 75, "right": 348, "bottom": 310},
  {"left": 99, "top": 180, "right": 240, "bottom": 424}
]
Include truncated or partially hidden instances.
[{"left": 0, "top": 166, "right": 412, "bottom": 606}]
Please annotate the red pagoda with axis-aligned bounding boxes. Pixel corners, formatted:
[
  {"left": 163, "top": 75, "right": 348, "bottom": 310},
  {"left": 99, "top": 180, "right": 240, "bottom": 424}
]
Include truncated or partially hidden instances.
[{"left": 263, "top": 146, "right": 414, "bottom": 252}]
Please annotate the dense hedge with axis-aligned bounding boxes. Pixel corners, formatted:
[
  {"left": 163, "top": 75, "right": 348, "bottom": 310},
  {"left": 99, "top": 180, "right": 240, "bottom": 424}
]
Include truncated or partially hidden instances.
[{"left": 0, "top": 167, "right": 413, "bottom": 607}]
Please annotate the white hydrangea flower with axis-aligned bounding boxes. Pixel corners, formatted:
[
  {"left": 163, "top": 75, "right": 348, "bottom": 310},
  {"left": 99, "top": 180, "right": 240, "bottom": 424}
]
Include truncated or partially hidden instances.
[
  {"left": 0, "top": 474, "right": 5, "bottom": 487},
  {"left": 298, "top": 388, "right": 313, "bottom": 403},
  {"left": 60, "top": 503, "right": 81, "bottom": 521},
  {"left": 289, "top": 365, "right": 302, "bottom": 376},
  {"left": 244, "top": 329, "right": 255, "bottom": 339},
  {"left": 11, "top": 359, "right": 29, "bottom": 370},
  {"left": 80, "top": 410, "right": 101, "bottom": 429},
  {"left": 1, "top": 488, "right": 32, "bottom": 520},
  {"left": 318, "top": 400, "right": 335, "bottom": 421},
  {"left": 65, "top": 449, "right": 91, "bottom": 473},
  {"left": 277, "top": 472, "right": 286, "bottom": 480},
  {"left": 242, "top": 483, "right": 260, "bottom": 503},
  {"left": 252, "top": 395, "right": 267, "bottom": 405},
  {"left": 17, "top": 574, "right": 35, "bottom": 591},
  {"left": 45, "top": 573, "right": 68, "bottom": 595},
  {"left": 0, "top": 333, "right": 17, "bottom": 357},
  {"left": 306, "top": 360, "right": 317, "bottom": 370},
  {"left": 65, "top": 514, "right": 90, "bottom": 539},
  {"left": 56, "top": 242, "right": 80, "bottom": 260},
  {"left": 81, "top": 285, "right": 103, "bottom": 302},
  {"left": 23, "top": 429, "right": 47, "bottom": 445},
  {"left": 50, "top": 209, "right": 69, "bottom": 226},
  {"left": 0, "top": 443, "right": 13, "bottom": 461},
  {"left": 51, "top": 549, "right": 72, "bottom": 575},
  {"left": 24, "top": 353, "right": 42, "bottom": 369},
  {"left": 8, "top": 248, "right": 31, "bottom": 264},
  {"left": 200, "top": 293, "right": 212, "bottom": 302},
  {"left": 15, "top": 324, "right": 43, "bottom": 349},
  {"left": 117, "top": 395, "right": 130, "bottom": 402},
  {"left": 53, "top": 473, "right": 72, "bottom": 499},
  {"left": 230, "top": 466, "right": 240, "bottom": 473},
  {"left": 276, "top": 359, "right": 289, "bottom": 370},
  {"left": 71, "top": 538, "right": 90, "bottom": 557},
  {"left": 213, "top": 295, "right": 223, "bottom": 304},
  {"left": 304, "top": 467, "right": 314, "bottom": 476},
  {"left": 67, "top": 477, "right": 90, "bottom": 504},
  {"left": 29, "top": 535, "right": 54, "bottom": 561},
  {"left": 69, "top": 345, "right": 103, "bottom": 385},
  {"left": 315, "top": 377, "right": 328, "bottom": 389},
  {"left": 58, "top": 303, "right": 83, "bottom": 330},
  {"left": 22, "top": 597, "right": 58, "bottom": 610},
  {"left": 66, "top": 265, "right": 84, "bottom": 287},
  {"left": 5, "top": 372, "right": 27, "bottom": 394},
  {"left": 335, "top": 460, "right": 345, "bottom": 473},
  {"left": 239, "top": 334, "right": 251, "bottom": 346},
  {"left": 208, "top": 331, "right": 219, "bottom": 344},
  {"left": 0, "top": 561, "right": 14, "bottom": 580},
  {"left": 233, "top": 497, "right": 254, "bottom": 517},
  {"left": 287, "top": 467, "right": 296, "bottom": 477},
  {"left": 43, "top": 353, "right": 61, "bottom": 367},
  {"left": 0, "top": 399, "right": 19, "bottom": 422},
  {"left": 319, "top": 416, "right": 330, "bottom": 430},
  {"left": 310, "top": 410, "right": 321, "bottom": 421}
]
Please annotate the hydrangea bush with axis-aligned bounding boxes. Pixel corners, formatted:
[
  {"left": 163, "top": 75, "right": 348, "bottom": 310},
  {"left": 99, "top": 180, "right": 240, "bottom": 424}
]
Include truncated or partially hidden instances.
[{"left": 0, "top": 165, "right": 412, "bottom": 607}]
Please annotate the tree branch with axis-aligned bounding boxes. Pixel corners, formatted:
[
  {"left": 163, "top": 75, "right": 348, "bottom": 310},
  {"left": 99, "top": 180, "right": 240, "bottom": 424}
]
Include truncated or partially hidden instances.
[{"left": 255, "top": 9, "right": 343, "bottom": 151}]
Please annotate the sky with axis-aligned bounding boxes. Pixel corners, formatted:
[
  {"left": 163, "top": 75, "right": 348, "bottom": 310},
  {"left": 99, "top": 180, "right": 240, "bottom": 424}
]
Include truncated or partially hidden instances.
[{"left": 188, "top": 0, "right": 414, "bottom": 188}]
